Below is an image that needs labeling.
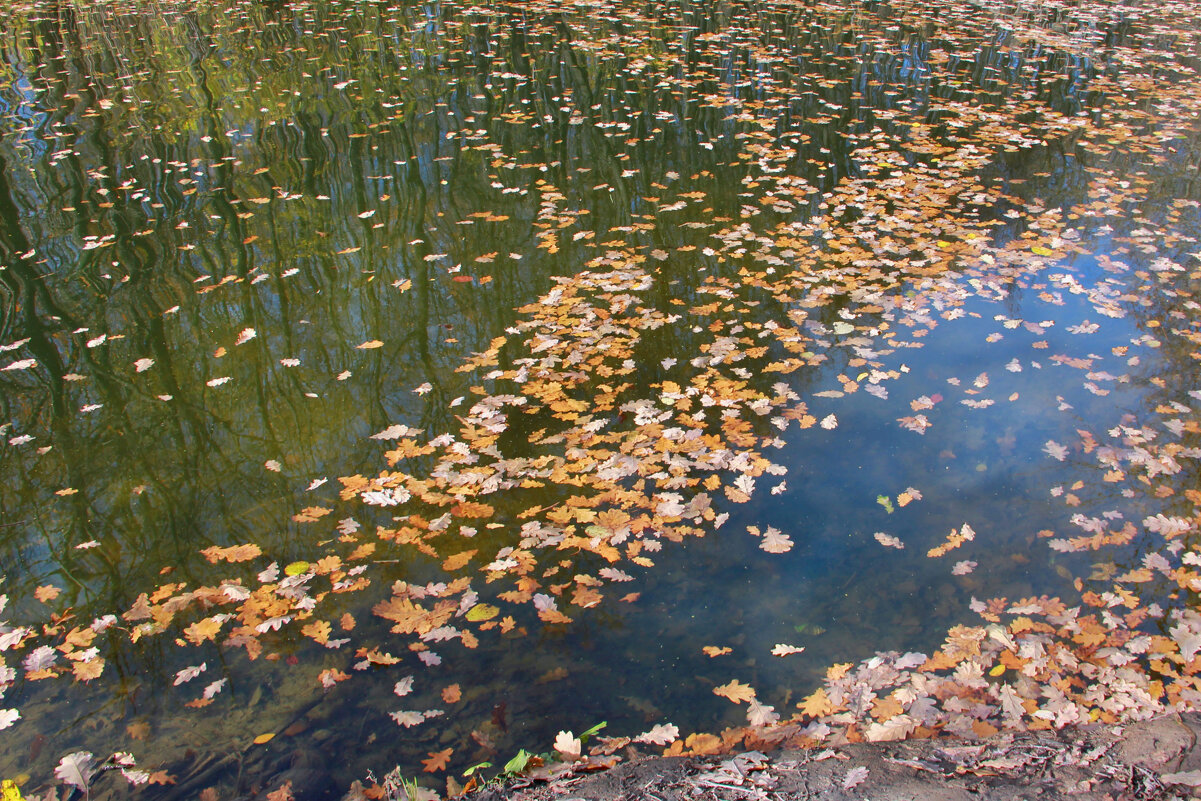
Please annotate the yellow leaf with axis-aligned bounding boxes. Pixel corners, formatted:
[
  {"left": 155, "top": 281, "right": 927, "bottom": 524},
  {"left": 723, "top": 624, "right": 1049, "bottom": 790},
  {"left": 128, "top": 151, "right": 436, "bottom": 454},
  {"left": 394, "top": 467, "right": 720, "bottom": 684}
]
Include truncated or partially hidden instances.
[
  {"left": 284, "top": 561, "right": 311, "bottom": 576},
  {"left": 989, "top": 664, "right": 1006, "bottom": 676},
  {"left": 253, "top": 733, "right": 275, "bottom": 745},
  {"left": 2, "top": 779, "right": 24, "bottom": 801},
  {"left": 465, "top": 604, "right": 499, "bottom": 622}
]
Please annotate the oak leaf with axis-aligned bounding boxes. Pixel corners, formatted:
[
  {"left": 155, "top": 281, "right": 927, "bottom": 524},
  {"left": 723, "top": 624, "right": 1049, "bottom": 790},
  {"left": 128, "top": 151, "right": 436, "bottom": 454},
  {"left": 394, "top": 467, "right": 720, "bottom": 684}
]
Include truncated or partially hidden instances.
[
  {"left": 798, "top": 687, "right": 835, "bottom": 718},
  {"left": 714, "top": 679, "right": 756, "bottom": 704},
  {"left": 422, "top": 748, "right": 453, "bottom": 773}
]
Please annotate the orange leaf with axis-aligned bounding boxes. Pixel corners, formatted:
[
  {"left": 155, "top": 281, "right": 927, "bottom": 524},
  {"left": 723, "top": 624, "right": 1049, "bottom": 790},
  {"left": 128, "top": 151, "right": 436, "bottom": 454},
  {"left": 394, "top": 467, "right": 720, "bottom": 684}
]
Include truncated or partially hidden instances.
[
  {"left": 184, "top": 616, "right": 224, "bottom": 645},
  {"left": 200, "top": 543, "right": 262, "bottom": 563},
  {"left": 422, "top": 747, "right": 453, "bottom": 773},
  {"left": 441, "top": 550, "right": 477, "bottom": 571},
  {"left": 713, "top": 680, "right": 756, "bottom": 704},
  {"left": 441, "top": 684, "right": 462, "bottom": 703},
  {"left": 72, "top": 657, "right": 105, "bottom": 682},
  {"left": 798, "top": 687, "right": 834, "bottom": 718}
]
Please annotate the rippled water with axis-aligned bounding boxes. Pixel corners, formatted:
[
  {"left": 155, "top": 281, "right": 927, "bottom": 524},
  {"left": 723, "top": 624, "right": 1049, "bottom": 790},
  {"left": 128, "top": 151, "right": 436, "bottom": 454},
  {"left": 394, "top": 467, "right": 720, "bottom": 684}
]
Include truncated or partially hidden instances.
[{"left": 1, "top": 0, "right": 1199, "bottom": 797}]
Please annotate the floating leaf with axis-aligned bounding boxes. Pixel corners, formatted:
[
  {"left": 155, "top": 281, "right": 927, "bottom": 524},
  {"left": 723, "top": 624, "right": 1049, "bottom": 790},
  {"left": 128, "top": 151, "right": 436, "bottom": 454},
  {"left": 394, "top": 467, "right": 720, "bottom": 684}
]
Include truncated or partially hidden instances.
[
  {"left": 54, "top": 752, "right": 95, "bottom": 790},
  {"left": 464, "top": 604, "right": 499, "bottom": 622}
]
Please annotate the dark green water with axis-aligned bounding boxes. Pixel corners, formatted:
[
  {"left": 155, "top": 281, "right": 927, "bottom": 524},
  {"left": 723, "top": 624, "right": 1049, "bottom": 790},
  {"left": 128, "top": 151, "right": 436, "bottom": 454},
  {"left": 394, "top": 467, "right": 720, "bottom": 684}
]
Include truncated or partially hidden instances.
[{"left": 1, "top": 0, "right": 1199, "bottom": 797}]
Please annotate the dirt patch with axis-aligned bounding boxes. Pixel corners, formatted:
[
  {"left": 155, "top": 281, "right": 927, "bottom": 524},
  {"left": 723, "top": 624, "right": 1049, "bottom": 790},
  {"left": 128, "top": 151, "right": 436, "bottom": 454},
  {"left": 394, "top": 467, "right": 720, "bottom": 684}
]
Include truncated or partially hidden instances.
[{"left": 457, "top": 716, "right": 1201, "bottom": 801}]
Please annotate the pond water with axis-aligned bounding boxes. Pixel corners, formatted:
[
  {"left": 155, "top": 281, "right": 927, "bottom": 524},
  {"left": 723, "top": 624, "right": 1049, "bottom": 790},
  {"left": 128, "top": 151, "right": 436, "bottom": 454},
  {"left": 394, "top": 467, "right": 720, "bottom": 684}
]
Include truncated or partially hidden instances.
[{"left": 1, "top": 0, "right": 1200, "bottom": 798}]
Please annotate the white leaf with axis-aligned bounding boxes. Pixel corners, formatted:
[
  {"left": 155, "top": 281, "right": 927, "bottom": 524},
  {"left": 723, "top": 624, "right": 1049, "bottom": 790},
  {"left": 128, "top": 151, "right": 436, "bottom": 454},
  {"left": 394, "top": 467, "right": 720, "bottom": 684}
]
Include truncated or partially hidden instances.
[
  {"left": 2, "top": 358, "right": 36, "bottom": 371},
  {"left": 554, "top": 731, "right": 582, "bottom": 760},
  {"left": 55, "top": 751, "right": 96, "bottom": 789},
  {"left": 235, "top": 327, "right": 256, "bottom": 345},
  {"left": 747, "top": 699, "right": 779, "bottom": 727},
  {"left": 820, "top": 414, "right": 838, "bottom": 430},
  {"left": 634, "top": 723, "right": 678, "bottom": 745},
  {"left": 390, "top": 710, "right": 426, "bottom": 727},
  {"left": 1043, "top": 440, "right": 1067, "bottom": 461},
  {"left": 874, "top": 532, "right": 904, "bottom": 549},
  {"left": 760, "top": 526, "right": 793, "bottom": 554},
  {"left": 771, "top": 644, "right": 805, "bottom": 656},
  {"left": 0, "top": 708, "right": 18, "bottom": 730},
  {"left": 173, "top": 663, "right": 206, "bottom": 686},
  {"left": 370, "top": 424, "right": 417, "bottom": 440},
  {"left": 842, "top": 765, "right": 868, "bottom": 789}
]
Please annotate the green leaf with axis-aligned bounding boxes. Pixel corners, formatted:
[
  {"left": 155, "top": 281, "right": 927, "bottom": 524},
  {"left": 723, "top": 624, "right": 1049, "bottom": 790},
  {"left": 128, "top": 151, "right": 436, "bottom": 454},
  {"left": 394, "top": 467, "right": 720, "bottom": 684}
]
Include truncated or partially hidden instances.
[
  {"left": 578, "top": 721, "right": 607, "bottom": 742},
  {"left": 503, "top": 750, "right": 530, "bottom": 775},
  {"left": 876, "top": 495, "right": 894, "bottom": 514},
  {"left": 462, "top": 762, "right": 492, "bottom": 777}
]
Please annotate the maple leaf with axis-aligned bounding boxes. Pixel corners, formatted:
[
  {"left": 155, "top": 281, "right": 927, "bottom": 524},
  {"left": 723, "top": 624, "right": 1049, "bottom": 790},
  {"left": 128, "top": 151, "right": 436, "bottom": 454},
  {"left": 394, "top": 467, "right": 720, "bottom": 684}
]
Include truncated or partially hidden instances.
[
  {"left": 713, "top": 680, "right": 756, "bottom": 704},
  {"left": 422, "top": 748, "right": 453, "bottom": 773}
]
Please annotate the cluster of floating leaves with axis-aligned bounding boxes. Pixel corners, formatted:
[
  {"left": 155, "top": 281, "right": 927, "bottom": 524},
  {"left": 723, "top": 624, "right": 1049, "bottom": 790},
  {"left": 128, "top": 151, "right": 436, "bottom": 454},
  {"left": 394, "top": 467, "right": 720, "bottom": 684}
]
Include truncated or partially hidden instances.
[{"left": 2, "top": 0, "right": 1201, "bottom": 794}]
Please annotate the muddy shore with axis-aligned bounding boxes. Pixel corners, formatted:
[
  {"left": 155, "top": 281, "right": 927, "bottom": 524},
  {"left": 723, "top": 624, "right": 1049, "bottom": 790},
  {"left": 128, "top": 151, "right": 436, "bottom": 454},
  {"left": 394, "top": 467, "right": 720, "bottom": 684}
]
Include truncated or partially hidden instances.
[{"left": 444, "top": 716, "right": 1201, "bottom": 801}]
